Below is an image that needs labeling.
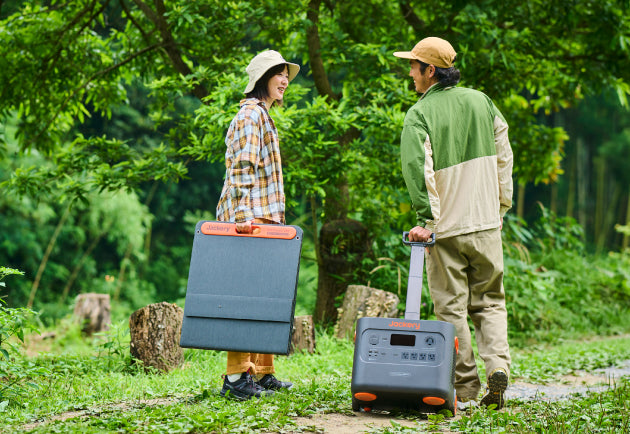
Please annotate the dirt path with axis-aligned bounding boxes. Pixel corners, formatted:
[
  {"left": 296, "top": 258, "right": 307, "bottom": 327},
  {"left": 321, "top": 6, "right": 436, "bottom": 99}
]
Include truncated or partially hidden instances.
[
  {"left": 19, "top": 361, "right": 629, "bottom": 433},
  {"left": 287, "top": 361, "right": 630, "bottom": 434}
]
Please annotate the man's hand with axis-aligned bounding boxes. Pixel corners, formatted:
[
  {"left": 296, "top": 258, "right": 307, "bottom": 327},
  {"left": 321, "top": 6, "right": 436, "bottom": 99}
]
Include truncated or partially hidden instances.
[{"left": 408, "top": 225, "right": 433, "bottom": 242}]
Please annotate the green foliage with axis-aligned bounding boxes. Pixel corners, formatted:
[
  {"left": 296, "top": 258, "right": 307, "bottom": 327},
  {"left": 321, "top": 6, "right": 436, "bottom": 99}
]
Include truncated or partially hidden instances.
[
  {"left": 1, "top": 328, "right": 629, "bottom": 432},
  {"left": 0, "top": 267, "right": 49, "bottom": 406},
  {"left": 502, "top": 205, "right": 630, "bottom": 343}
]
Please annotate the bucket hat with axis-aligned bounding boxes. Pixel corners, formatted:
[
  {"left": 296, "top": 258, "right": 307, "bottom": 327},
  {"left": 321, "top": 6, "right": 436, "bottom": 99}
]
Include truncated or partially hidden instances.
[
  {"left": 244, "top": 50, "right": 300, "bottom": 94},
  {"left": 393, "top": 37, "right": 456, "bottom": 69}
]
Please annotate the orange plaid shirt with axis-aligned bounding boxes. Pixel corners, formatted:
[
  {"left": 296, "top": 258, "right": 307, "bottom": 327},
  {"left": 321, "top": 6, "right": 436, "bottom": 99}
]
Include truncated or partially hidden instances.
[{"left": 216, "top": 98, "right": 285, "bottom": 224}]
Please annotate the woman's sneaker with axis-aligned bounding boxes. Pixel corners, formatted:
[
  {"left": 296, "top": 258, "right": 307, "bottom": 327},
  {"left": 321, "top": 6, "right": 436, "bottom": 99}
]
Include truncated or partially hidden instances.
[
  {"left": 480, "top": 368, "right": 508, "bottom": 409},
  {"left": 255, "top": 374, "right": 293, "bottom": 391},
  {"left": 220, "top": 372, "right": 275, "bottom": 401}
]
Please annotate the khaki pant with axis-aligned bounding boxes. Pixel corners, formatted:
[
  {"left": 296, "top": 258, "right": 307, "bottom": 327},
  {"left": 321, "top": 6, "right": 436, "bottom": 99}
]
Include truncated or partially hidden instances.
[
  {"left": 226, "top": 352, "right": 275, "bottom": 376},
  {"left": 426, "top": 228, "right": 511, "bottom": 401}
]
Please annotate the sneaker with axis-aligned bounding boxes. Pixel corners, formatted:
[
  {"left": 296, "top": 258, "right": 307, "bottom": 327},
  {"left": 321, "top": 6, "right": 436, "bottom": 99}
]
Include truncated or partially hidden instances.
[
  {"left": 480, "top": 368, "right": 508, "bottom": 410},
  {"left": 220, "top": 372, "right": 275, "bottom": 401},
  {"left": 255, "top": 374, "right": 293, "bottom": 391}
]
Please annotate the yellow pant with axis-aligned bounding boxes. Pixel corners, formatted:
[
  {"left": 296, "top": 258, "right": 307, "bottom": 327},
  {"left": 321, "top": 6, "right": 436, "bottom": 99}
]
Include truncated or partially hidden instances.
[
  {"left": 226, "top": 352, "right": 275, "bottom": 375},
  {"left": 425, "top": 228, "right": 511, "bottom": 401}
]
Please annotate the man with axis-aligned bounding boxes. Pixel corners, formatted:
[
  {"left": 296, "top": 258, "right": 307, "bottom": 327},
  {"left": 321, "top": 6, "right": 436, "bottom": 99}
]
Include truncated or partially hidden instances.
[{"left": 393, "top": 37, "right": 513, "bottom": 409}]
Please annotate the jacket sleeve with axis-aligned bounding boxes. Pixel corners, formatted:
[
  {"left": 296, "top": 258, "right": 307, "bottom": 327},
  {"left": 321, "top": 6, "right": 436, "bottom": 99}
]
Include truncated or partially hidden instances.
[
  {"left": 401, "top": 120, "right": 433, "bottom": 227},
  {"left": 492, "top": 105, "right": 513, "bottom": 217},
  {"left": 228, "top": 115, "right": 261, "bottom": 222}
]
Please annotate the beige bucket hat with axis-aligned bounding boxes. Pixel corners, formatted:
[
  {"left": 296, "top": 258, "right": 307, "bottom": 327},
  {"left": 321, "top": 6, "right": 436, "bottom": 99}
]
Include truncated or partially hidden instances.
[
  {"left": 393, "top": 37, "right": 456, "bottom": 69},
  {"left": 244, "top": 50, "right": 300, "bottom": 94}
]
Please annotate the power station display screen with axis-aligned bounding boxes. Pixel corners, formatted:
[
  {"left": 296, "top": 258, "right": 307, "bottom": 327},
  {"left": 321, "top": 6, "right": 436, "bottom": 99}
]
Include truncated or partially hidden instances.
[{"left": 390, "top": 334, "right": 416, "bottom": 346}]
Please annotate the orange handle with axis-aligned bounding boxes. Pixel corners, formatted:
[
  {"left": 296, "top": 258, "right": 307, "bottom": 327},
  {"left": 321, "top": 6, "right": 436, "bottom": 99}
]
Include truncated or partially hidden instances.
[{"left": 200, "top": 221, "right": 297, "bottom": 240}]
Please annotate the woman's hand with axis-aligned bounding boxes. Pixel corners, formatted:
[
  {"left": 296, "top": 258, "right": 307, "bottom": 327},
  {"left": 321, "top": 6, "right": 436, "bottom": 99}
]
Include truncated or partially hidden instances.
[{"left": 235, "top": 220, "right": 253, "bottom": 233}]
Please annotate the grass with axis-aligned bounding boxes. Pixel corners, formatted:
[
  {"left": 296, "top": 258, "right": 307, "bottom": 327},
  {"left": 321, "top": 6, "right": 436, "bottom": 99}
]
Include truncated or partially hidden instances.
[{"left": 1, "top": 323, "right": 629, "bottom": 433}]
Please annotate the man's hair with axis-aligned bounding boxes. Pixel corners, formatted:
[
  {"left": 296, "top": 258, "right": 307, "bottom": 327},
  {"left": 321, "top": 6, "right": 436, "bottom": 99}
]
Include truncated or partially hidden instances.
[
  {"left": 245, "top": 63, "right": 288, "bottom": 106},
  {"left": 418, "top": 60, "right": 461, "bottom": 87}
]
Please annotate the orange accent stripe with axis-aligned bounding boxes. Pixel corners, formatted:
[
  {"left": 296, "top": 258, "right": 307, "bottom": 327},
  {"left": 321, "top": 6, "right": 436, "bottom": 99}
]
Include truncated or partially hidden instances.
[
  {"left": 455, "top": 336, "right": 459, "bottom": 354},
  {"left": 200, "top": 222, "right": 297, "bottom": 240},
  {"left": 354, "top": 392, "right": 377, "bottom": 402},
  {"left": 422, "top": 396, "right": 445, "bottom": 406}
]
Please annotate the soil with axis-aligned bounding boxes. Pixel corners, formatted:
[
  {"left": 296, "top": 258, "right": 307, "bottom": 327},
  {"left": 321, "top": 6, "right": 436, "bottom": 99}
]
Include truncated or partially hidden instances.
[
  {"left": 286, "top": 361, "right": 630, "bottom": 434},
  {"left": 18, "top": 360, "right": 630, "bottom": 433},
  {"left": 19, "top": 333, "right": 630, "bottom": 433}
]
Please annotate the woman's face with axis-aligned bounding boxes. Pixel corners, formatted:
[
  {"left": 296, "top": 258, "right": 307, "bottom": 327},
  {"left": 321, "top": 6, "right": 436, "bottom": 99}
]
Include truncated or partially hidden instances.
[{"left": 266, "top": 65, "right": 290, "bottom": 104}]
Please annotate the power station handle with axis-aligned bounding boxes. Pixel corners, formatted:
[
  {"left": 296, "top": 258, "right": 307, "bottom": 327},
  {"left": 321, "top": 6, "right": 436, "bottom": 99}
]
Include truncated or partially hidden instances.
[
  {"left": 402, "top": 232, "right": 435, "bottom": 320},
  {"left": 402, "top": 232, "right": 436, "bottom": 247}
]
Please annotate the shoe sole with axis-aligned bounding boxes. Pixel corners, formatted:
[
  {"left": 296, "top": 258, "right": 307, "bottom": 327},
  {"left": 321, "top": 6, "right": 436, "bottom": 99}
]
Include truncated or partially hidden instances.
[
  {"left": 480, "top": 371, "right": 508, "bottom": 409},
  {"left": 220, "top": 389, "right": 252, "bottom": 401},
  {"left": 221, "top": 388, "right": 275, "bottom": 401}
]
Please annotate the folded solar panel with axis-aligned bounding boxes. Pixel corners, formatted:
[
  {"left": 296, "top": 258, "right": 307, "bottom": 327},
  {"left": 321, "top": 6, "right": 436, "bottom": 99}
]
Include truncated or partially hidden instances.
[{"left": 179, "top": 221, "right": 303, "bottom": 355}]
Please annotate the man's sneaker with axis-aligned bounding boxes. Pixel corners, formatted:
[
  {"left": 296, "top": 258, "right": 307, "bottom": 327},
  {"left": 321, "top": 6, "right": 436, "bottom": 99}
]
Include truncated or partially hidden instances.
[
  {"left": 480, "top": 368, "right": 508, "bottom": 410},
  {"left": 220, "top": 372, "right": 275, "bottom": 401},
  {"left": 255, "top": 374, "right": 293, "bottom": 391}
]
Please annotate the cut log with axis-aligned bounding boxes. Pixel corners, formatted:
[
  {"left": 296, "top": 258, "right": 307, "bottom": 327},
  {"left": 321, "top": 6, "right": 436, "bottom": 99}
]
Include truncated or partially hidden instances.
[
  {"left": 129, "top": 302, "right": 184, "bottom": 372},
  {"left": 335, "top": 285, "right": 399, "bottom": 339},
  {"left": 73, "top": 293, "right": 111, "bottom": 335},
  {"left": 290, "top": 315, "right": 316, "bottom": 354}
]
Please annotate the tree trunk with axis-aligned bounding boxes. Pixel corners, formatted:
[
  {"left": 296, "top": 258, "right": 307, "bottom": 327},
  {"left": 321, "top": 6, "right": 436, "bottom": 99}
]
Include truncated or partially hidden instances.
[
  {"left": 314, "top": 219, "right": 370, "bottom": 324},
  {"left": 129, "top": 302, "right": 184, "bottom": 373},
  {"left": 73, "top": 293, "right": 111, "bottom": 335},
  {"left": 576, "top": 137, "right": 589, "bottom": 231},
  {"left": 60, "top": 230, "right": 106, "bottom": 304},
  {"left": 335, "top": 285, "right": 400, "bottom": 340},
  {"left": 594, "top": 157, "right": 605, "bottom": 245},
  {"left": 596, "top": 182, "right": 620, "bottom": 254},
  {"left": 566, "top": 150, "right": 576, "bottom": 219},
  {"left": 28, "top": 203, "right": 72, "bottom": 309},
  {"left": 624, "top": 192, "right": 630, "bottom": 251},
  {"left": 290, "top": 315, "right": 316, "bottom": 354},
  {"left": 516, "top": 182, "right": 526, "bottom": 221}
]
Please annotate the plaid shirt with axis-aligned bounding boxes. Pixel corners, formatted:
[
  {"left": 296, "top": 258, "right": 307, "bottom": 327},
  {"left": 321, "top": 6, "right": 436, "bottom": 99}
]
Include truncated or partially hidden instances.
[{"left": 216, "top": 98, "right": 285, "bottom": 224}]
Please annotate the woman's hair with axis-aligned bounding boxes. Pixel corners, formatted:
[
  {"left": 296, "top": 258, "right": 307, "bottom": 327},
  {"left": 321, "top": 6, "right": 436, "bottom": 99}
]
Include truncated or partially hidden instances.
[
  {"left": 418, "top": 60, "right": 461, "bottom": 87},
  {"left": 245, "top": 63, "right": 288, "bottom": 106}
]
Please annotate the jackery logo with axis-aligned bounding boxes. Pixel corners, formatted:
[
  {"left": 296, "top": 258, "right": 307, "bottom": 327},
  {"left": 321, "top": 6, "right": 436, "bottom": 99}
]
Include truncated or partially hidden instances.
[
  {"left": 388, "top": 320, "right": 421, "bottom": 330},
  {"left": 207, "top": 223, "right": 229, "bottom": 232}
]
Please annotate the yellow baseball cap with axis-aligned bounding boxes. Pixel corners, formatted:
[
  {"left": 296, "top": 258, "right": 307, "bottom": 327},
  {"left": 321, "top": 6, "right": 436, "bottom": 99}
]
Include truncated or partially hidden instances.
[{"left": 394, "top": 37, "right": 456, "bottom": 68}]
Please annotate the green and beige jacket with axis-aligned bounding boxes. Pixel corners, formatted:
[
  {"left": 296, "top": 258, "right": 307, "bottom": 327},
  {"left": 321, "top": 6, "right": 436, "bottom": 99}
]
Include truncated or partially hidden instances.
[{"left": 400, "top": 83, "right": 513, "bottom": 238}]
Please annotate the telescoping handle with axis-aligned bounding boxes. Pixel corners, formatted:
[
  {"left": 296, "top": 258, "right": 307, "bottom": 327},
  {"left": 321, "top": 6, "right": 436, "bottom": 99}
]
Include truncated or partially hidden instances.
[
  {"left": 402, "top": 232, "right": 435, "bottom": 320},
  {"left": 402, "top": 231, "right": 436, "bottom": 247}
]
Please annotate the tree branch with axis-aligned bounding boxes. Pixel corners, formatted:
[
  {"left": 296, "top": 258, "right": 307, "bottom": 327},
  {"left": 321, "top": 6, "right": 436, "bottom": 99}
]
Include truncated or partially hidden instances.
[
  {"left": 135, "top": 0, "right": 209, "bottom": 101},
  {"left": 306, "top": 0, "right": 336, "bottom": 101},
  {"left": 398, "top": 0, "right": 426, "bottom": 33},
  {"left": 119, "top": 0, "right": 151, "bottom": 43},
  {"left": 29, "top": 43, "right": 163, "bottom": 148}
]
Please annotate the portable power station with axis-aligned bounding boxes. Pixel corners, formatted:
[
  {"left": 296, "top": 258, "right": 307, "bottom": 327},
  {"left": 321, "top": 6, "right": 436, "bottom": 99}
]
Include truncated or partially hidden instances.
[{"left": 351, "top": 233, "right": 458, "bottom": 415}]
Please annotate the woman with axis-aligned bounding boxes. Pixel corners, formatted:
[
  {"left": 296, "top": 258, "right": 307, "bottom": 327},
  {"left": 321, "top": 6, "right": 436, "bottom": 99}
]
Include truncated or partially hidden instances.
[{"left": 216, "top": 50, "right": 299, "bottom": 401}]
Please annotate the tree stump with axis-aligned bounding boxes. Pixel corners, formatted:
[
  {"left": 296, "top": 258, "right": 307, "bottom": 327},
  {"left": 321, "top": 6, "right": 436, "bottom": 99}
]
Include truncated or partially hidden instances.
[
  {"left": 129, "top": 302, "right": 184, "bottom": 372},
  {"left": 290, "top": 315, "right": 316, "bottom": 354},
  {"left": 335, "top": 285, "right": 400, "bottom": 339},
  {"left": 73, "top": 293, "right": 111, "bottom": 335}
]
